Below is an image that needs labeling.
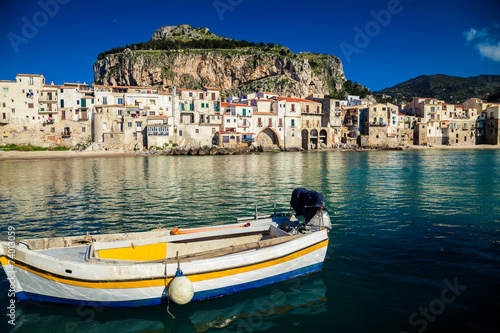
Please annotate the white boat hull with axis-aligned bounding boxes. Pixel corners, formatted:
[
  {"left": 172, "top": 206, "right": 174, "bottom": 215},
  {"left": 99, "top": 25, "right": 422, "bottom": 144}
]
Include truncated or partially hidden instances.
[{"left": 1, "top": 221, "right": 329, "bottom": 307}]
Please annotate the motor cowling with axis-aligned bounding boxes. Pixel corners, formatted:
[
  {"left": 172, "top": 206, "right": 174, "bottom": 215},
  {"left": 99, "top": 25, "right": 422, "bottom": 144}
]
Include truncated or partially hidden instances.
[{"left": 305, "top": 210, "right": 331, "bottom": 231}]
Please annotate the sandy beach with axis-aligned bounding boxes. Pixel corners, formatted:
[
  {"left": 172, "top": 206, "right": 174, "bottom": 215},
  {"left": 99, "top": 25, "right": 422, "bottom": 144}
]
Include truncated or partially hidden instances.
[
  {"left": 0, "top": 150, "right": 134, "bottom": 161},
  {"left": 1, "top": 145, "right": 499, "bottom": 161}
]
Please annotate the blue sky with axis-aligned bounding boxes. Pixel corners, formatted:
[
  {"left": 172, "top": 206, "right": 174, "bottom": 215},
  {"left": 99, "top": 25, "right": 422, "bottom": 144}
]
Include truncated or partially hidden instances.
[{"left": 1, "top": 0, "right": 499, "bottom": 92}]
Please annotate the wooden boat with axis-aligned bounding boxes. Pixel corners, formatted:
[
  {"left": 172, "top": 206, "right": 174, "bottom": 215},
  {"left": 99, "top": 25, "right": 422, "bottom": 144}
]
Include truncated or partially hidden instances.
[{"left": 0, "top": 189, "right": 331, "bottom": 307}]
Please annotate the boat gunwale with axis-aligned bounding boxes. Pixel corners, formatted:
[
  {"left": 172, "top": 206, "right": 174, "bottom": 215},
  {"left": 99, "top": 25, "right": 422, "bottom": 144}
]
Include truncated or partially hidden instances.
[{"left": 0, "top": 233, "right": 328, "bottom": 284}]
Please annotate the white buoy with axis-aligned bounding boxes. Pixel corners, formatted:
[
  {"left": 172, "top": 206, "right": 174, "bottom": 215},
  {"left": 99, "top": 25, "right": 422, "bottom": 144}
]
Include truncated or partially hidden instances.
[{"left": 169, "top": 269, "right": 194, "bottom": 305}]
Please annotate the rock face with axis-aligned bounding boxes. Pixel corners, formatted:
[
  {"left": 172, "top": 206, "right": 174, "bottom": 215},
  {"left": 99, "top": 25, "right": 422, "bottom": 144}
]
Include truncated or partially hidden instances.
[{"left": 93, "top": 26, "right": 345, "bottom": 97}]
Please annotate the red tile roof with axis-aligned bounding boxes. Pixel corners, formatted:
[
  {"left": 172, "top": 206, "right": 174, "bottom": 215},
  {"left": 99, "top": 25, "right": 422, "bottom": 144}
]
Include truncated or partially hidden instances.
[
  {"left": 253, "top": 112, "right": 276, "bottom": 115},
  {"left": 230, "top": 103, "right": 250, "bottom": 107},
  {"left": 147, "top": 115, "right": 169, "bottom": 119},
  {"left": 252, "top": 99, "right": 276, "bottom": 103},
  {"left": 276, "top": 97, "right": 321, "bottom": 104},
  {"left": 221, "top": 102, "right": 230, "bottom": 107}
]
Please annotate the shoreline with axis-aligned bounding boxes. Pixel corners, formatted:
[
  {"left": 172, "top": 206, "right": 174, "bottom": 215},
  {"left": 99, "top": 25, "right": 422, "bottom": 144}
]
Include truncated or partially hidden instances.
[
  {"left": 1, "top": 144, "right": 500, "bottom": 161},
  {"left": 0, "top": 150, "right": 133, "bottom": 161}
]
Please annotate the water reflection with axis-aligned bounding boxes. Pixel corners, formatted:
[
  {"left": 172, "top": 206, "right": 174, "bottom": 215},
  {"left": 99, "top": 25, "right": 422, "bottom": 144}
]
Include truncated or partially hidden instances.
[
  {"left": 9, "top": 278, "right": 326, "bottom": 333},
  {"left": 1, "top": 150, "right": 500, "bottom": 333}
]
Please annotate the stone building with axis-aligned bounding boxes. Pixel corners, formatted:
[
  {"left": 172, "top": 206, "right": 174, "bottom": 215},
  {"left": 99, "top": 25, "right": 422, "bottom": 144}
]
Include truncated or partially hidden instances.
[
  {"left": 306, "top": 95, "right": 344, "bottom": 145},
  {"left": 359, "top": 103, "right": 398, "bottom": 147},
  {"left": 0, "top": 74, "right": 91, "bottom": 147},
  {"left": 479, "top": 105, "right": 500, "bottom": 145},
  {"left": 396, "top": 113, "right": 415, "bottom": 145}
]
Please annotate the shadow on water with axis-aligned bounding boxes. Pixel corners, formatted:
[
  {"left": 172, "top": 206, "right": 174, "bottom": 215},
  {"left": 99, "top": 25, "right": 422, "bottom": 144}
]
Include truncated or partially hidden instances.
[{"left": 8, "top": 277, "right": 327, "bottom": 333}]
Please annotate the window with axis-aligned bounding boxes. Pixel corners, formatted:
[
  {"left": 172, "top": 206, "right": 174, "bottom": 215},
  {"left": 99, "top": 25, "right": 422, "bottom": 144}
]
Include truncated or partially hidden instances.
[
  {"left": 77, "top": 100, "right": 80, "bottom": 105},
  {"left": 29, "top": 77, "right": 33, "bottom": 85},
  {"left": 317, "top": 106, "right": 320, "bottom": 113},
  {"left": 61, "top": 111, "right": 65, "bottom": 120},
  {"left": 117, "top": 98, "right": 123, "bottom": 105},
  {"left": 180, "top": 103, "right": 184, "bottom": 111},
  {"left": 28, "top": 103, "right": 33, "bottom": 108},
  {"left": 291, "top": 119, "right": 295, "bottom": 126},
  {"left": 118, "top": 109, "right": 122, "bottom": 116},
  {"left": 223, "top": 136, "right": 229, "bottom": 143},
  {"left": 226, "top": 119, "right": 230, "bottom": 123},
  {"left": 195, "top": 129, "right": 199, "bottom": 134},
  {"left": 269, "top": 118, "right": 272, "bottom": 127},
  {"left": 291, "top": 104, "right": 295, "bottom": 112},
  {"left": 2, "top": 88, "right": 7, "bottom": 93},
  {"left": 149, "top": 111, "right": 155, "bottom": 116},
  {"left": 23, "top": 126, "right": 27, "bottom": 131},
  {"left": 258, "top": 118, "right": 262, "bottom": 127},
  {"left": 128, "top": 122, "right": 132, "bottom": 128},
  {"left": 279, "top": 118, "right": 283, "bottom": 127},
  {"left": 133, "top": 133, "right": 137, "bottom": 140},
  {"left": 82, "top": 127, "right": 86, "bottom": 133},
  {"left": 306, "top": 105, "right": 309, "bottom": 112},
  {"left": 51, "top": 127, "right": 55, "bottom": 133},
  {"left": 11, "top": 108, "right": 15, "bottom": 113},
  {"left": 179, "top": 130, "right": 182, "bottom": 136},
  {"left": 60, "top": 99, "right": 64, "bottom": 108},
  {"left": 103, "top": 97, "right": 107, "bottom": 105}
]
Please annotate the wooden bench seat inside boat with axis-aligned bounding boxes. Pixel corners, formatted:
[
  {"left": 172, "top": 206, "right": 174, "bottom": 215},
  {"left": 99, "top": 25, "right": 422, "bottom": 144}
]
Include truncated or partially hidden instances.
[{"left": 89, "top": 225, "right": 297, "bottom": 263}]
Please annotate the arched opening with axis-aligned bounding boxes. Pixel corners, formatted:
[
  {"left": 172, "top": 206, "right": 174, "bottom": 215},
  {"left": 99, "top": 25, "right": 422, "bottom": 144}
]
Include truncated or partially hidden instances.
[
  {"left": 310, "top": 129, "right": 318, "bottom": 149},
  {"left": 257, "top": 127, "right": 279, "bottom": 148},
  {"left": 319, "top": 129, "right": 327, "bottom": 147},
  {"left": 301, "top": 129, "right": 309, "bottom": 150}
]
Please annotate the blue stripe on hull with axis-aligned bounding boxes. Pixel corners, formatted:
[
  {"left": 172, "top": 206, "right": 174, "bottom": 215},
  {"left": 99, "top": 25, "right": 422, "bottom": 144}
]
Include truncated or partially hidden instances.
[
  {"left": 192, "top": 262, "right": 323, "bottom": 301},
  {"left": 16, "top": 263, "right": 323, "bottom": 307}
]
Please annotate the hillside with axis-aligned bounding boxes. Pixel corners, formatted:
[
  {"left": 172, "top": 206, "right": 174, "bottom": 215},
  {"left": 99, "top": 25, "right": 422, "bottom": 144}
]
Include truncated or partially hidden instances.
[
  {"left": 93, "top": 24, "right": 346, "bottom": 98},
  {"left": 375, "top": 74, "right": 500, "bottom": 103}
]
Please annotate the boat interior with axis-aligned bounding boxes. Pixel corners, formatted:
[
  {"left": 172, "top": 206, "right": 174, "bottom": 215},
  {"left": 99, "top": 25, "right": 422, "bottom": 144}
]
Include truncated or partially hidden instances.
[{"left": 16, "top": 220, "right": 305, "bottom": 264}]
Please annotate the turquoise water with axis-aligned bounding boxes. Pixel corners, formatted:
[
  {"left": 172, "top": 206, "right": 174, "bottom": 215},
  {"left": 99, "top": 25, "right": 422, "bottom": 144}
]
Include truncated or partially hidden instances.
[{"left": 0, "top": 150, "right": 499, "bottom": 333}]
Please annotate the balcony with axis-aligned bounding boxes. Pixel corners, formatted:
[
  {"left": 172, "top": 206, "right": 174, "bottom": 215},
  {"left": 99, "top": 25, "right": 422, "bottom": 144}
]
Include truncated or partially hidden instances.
[
  {"left": 43, "top": 119, "right": 54, "bottom": 126},
  {"left": 370, "top": 121, "right": 389, "bottom": 126},
  {"left": 61, "top": 131, "right": 71, "bottom": 138},
  {"left": 39, "top": 107, "right": 57, "bottom": 114},
  {"left": 237, "top": 121, "right": 250, "bottom": 128},
  {"left": 40, "top": 95, "right": 57, "bottom": 103}
]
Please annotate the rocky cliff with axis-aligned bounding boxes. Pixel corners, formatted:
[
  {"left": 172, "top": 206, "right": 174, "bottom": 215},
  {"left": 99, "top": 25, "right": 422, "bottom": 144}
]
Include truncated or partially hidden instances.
[{"left": 93, "top": 25, "right": 345, "bottom": 97}]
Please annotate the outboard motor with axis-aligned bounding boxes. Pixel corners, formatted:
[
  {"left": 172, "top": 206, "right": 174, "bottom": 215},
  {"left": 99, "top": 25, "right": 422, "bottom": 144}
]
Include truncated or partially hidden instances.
[{"left": 290, "top": 188, "right": 332, "bottom": 231}]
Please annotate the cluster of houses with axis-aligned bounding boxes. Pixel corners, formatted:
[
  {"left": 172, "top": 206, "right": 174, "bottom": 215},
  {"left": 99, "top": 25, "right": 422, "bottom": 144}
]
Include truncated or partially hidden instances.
[{"left": 1, "top": 73, "right": 499, "bottom": 151}]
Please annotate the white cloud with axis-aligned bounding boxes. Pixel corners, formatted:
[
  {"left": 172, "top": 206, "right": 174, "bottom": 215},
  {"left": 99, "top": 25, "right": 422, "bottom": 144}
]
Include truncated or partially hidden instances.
[
  {"left": 463, "top": 28, "right": 480, "bottom": 42},
  {"left": 477, "top": 42, "right": 500, "bottom": 61},
  {"left": 463, "top": 23, "right": 500, "bottom": 62}
]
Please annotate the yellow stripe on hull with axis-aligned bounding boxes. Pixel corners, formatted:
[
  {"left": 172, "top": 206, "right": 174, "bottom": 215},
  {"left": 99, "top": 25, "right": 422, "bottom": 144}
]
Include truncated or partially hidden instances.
[{"left": 1, "top": 240, "right": 328, "bottom": 289}]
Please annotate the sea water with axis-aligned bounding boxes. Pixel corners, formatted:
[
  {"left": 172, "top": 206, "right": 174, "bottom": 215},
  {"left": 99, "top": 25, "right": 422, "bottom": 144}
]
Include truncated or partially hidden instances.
[{"left": 0, "top": 149, "right": 499, "bottom": 333}]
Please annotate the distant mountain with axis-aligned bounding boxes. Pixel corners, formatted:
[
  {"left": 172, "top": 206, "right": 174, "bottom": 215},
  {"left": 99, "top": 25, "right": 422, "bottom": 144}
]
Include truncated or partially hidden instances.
[{"left": 375, "top": 74, "right": 500, "bottom": 103}]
